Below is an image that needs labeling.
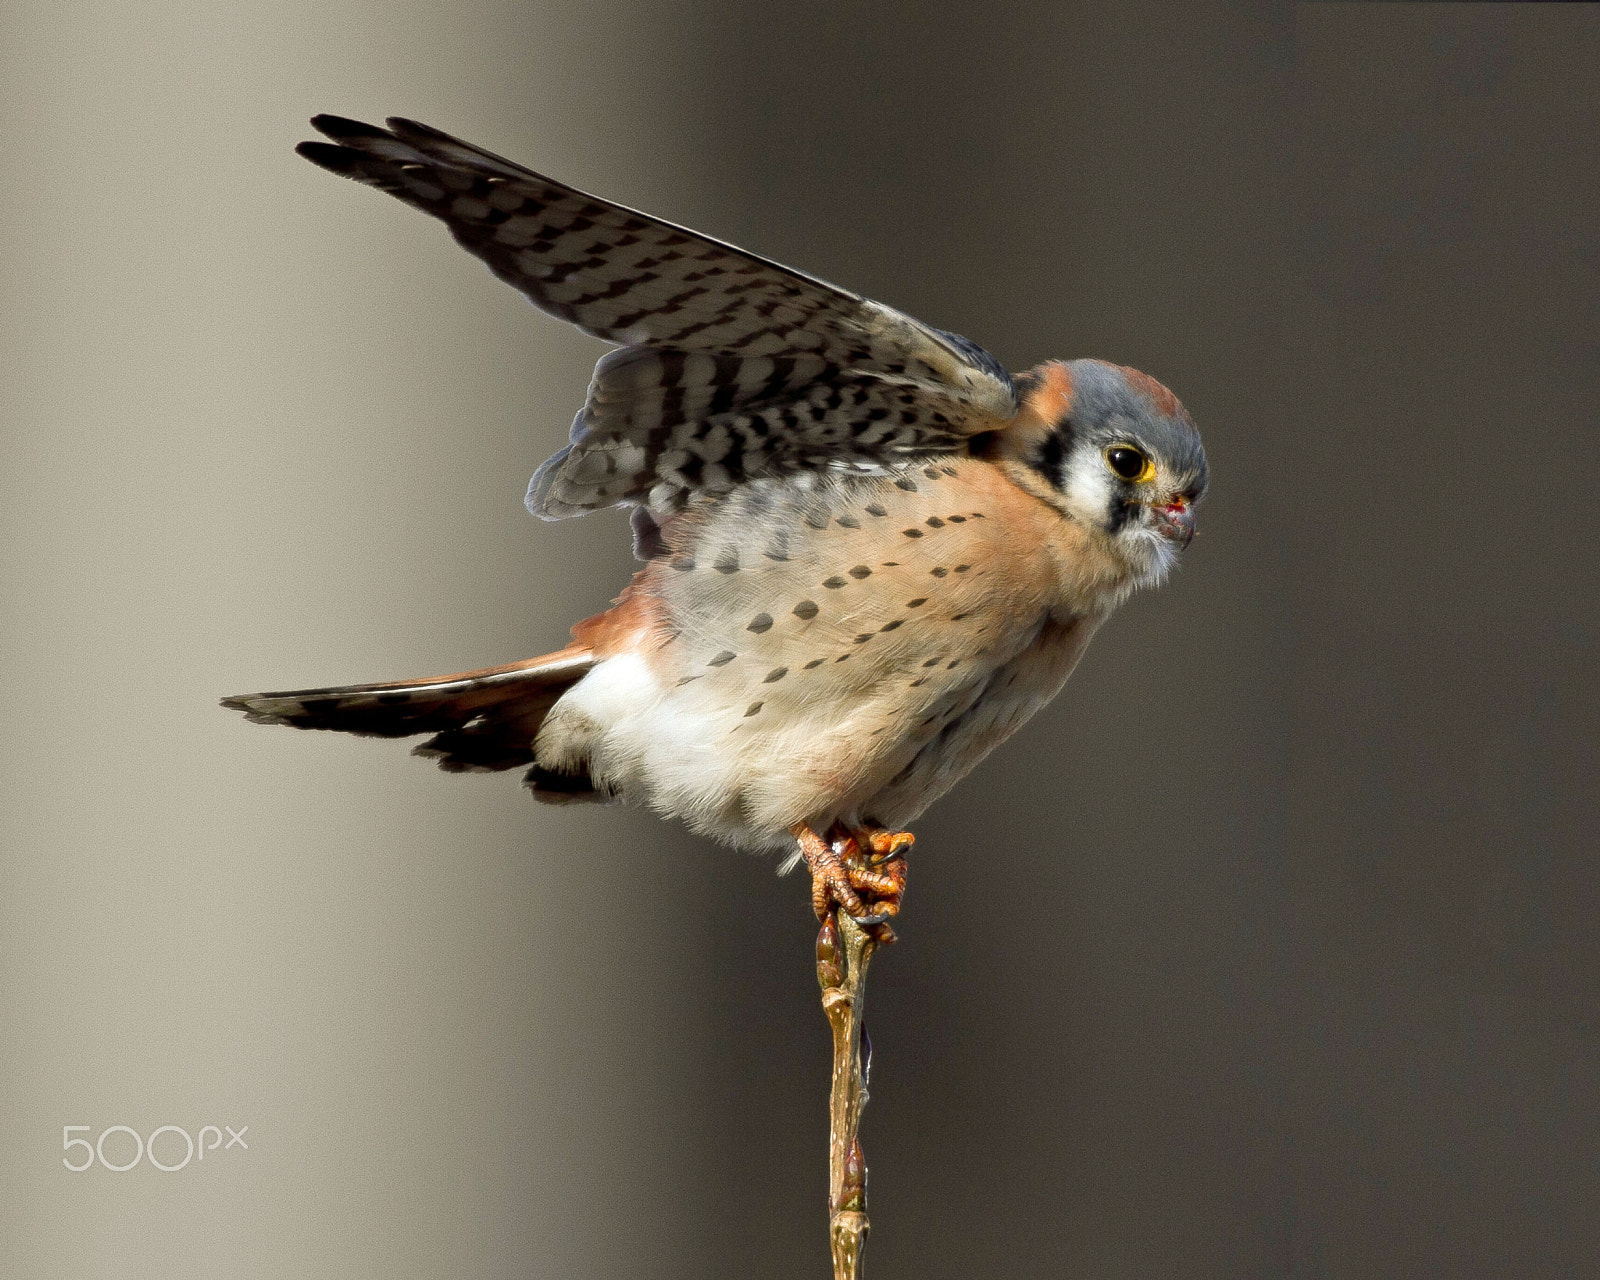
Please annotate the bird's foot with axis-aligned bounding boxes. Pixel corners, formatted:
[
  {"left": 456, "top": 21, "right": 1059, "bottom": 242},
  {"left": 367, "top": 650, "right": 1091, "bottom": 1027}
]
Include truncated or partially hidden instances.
[
  {"left": 856, "top": 825, "right": 915, "bottom": 863},
  {"left": 834, "top": 824, "right": 911, "bottom": 917},
  {"left": 791, "top": 822, "right": 912, "bottom": 944}
]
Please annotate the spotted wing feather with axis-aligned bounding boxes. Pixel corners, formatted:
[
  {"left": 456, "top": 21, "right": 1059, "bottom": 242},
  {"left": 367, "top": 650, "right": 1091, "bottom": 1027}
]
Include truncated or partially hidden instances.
[
  {"left": 298, "top": 116, "right": 1017, "bottom": 515},
  {"left": 529, "top": 351, "right": 984, "bottom": 515}
]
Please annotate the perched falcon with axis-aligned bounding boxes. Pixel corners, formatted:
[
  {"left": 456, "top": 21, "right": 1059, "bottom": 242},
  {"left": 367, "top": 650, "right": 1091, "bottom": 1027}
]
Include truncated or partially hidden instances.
[{"left": 225, "top": 115, "right": 1207, "bottom": 929}]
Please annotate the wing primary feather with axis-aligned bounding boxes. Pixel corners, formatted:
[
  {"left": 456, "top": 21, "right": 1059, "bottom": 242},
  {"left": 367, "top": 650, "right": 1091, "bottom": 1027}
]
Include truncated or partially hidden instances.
[{"left": 298, "top": 115, "right": 1018, "bottom": 517}]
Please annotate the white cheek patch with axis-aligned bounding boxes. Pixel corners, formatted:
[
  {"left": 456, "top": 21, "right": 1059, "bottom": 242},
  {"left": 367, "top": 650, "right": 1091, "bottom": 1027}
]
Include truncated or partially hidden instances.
[{"left": 1061, "top": 449, "right": 1112, "bottom": 522}]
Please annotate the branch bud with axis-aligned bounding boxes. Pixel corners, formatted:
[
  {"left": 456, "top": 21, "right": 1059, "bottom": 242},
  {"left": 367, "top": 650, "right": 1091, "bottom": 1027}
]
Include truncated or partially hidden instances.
[
  {"left": 835, "top": 1136, "right": 867, "bottom": 1213},
  {"left": 816, "top": 914, "right": 845, "bottom": 989}
]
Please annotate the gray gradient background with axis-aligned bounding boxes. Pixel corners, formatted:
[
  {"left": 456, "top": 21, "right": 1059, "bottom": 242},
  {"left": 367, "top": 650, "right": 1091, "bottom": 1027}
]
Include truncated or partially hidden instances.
[{"left": 3, "top": 3, "right": 1596, "bottom": 1278}]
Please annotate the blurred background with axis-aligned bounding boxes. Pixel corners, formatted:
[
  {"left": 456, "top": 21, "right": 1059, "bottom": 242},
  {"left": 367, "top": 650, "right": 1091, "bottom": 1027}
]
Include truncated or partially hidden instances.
[{"left": 2, "top": 3, "right": 1596, "bottom": 1276}]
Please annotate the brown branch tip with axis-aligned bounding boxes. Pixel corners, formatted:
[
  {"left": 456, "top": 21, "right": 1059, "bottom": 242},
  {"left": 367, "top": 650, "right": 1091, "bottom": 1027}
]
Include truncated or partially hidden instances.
[{"left": 817, "top": 890, "right": 879, "bottom": 1279}]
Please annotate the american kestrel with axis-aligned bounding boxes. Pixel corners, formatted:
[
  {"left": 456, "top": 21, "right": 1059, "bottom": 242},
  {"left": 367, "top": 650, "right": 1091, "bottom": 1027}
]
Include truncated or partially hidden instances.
[{"left": 225, "top": 116, "right": 1207, "bottom": 931}]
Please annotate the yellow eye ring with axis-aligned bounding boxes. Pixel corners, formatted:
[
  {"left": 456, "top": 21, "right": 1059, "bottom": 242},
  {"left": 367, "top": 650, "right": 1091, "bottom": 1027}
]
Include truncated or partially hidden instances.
[{"left": 1104, "top": 445, "right": 1155, "bottom": 484}]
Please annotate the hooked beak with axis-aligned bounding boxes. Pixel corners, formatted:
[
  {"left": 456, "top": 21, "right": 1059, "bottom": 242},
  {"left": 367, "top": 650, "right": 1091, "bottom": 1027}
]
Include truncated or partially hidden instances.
[{"left": 1149, "top": 498, "right": 1195, "bottom": 548}]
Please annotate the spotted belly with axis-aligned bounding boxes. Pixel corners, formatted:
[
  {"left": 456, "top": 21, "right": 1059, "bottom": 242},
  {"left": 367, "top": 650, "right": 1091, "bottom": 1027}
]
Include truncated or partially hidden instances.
[{"left": 537, "top": 460, "right": 1092, "bottom": 848}]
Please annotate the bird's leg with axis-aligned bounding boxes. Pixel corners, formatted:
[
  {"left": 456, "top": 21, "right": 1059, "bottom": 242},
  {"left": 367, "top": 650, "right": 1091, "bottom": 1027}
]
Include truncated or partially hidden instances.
[
  {"left": 792, "top": 823, "right": 872, "bottom": 922},
  {"left": 858, "top": 827, "right": 916, "bottom": 861},
  {"left": 790, "top": 822, "right": 913, "bottom": 943},
  {"left": 840, "top": 825, "right": 912, "bottom": 906},
  {"left": 830, "top": 824, "right": 913, "bottom": 945}
]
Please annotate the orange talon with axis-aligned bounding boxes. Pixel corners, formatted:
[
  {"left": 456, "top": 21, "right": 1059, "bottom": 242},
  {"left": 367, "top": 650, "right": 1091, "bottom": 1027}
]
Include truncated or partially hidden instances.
[
  {"left": 789, "top": 822, "right": 912, "bottom": 944},
  {"left": 791, "top": 823, "right": 869, "bottom": 921},
  {"left": 789, "top": 822, "right": 913, "bottom": 943},
  {"left": 862, "top": 828, "right": 914, "bottom": 860},
  {"left": 845, "top": 864, "right": 903, "bottom": 902}
]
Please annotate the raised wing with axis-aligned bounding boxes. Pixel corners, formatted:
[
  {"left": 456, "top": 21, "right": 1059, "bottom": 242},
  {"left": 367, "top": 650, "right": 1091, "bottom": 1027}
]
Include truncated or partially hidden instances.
[{"left": 298, "top": 116, "right": 1018, "bottom": 515}]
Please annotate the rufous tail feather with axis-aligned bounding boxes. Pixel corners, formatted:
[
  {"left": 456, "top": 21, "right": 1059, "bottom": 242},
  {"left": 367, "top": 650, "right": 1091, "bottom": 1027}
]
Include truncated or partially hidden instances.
[{"left": 222, "top": 647, "right": 601, "bottom": 800}]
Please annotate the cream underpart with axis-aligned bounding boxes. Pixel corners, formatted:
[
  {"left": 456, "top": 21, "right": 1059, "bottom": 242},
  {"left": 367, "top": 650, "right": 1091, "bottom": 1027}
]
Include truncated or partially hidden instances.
[{"left": 536, "top": 459, "right": 1139, "bottom": 850}]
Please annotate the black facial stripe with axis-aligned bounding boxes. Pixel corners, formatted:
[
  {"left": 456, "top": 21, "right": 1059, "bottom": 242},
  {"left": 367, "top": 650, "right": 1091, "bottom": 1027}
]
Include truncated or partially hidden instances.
[
  {"left": 1028, "top": 418, "right": 1072, "bottom": 487},
  {"left": 1105, "top": 493, "right": 1135, "bottom": 534}
]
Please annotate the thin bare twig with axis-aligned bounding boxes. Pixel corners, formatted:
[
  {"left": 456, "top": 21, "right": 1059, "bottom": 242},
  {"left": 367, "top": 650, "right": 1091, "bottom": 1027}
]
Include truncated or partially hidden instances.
[{"left": 816, "top": 900, "right": 876, "bottom": 1278}]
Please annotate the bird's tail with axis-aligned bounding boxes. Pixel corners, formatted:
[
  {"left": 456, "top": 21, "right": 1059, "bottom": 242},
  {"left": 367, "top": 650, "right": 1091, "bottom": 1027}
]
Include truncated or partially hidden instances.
[{"left": 221, "top": 646, "right": 602, "bottom": 800}]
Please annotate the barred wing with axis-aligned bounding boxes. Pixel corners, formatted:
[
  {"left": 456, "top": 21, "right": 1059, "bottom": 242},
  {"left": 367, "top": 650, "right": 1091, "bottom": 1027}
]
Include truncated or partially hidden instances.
[{"left": 299, "top": 116, "right": 1017, "bottom": 515}]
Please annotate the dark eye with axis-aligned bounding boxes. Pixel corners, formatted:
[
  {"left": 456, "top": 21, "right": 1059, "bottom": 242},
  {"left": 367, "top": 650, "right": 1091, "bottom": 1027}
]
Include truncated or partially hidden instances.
[{"left": 1105, "top": 445, "right": 1151, "bottom": 482}]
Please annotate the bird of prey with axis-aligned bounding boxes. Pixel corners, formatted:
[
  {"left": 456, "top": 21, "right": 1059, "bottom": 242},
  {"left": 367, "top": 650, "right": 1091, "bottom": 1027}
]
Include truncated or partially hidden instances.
[{"left": 224, "top": 115, "right": 1207, "bottom": 930}]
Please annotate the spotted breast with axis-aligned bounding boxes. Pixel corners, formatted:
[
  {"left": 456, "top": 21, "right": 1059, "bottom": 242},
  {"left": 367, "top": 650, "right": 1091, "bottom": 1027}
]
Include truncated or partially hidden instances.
[{"left": 534, "top": 457, "right": 1112, "bottom": 849}]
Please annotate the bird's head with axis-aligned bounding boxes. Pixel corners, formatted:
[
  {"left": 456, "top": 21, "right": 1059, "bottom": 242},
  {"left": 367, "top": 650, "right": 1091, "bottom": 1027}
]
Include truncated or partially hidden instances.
[{"left": 997, "top": 358, "right": 1208, "bottom": 590}]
